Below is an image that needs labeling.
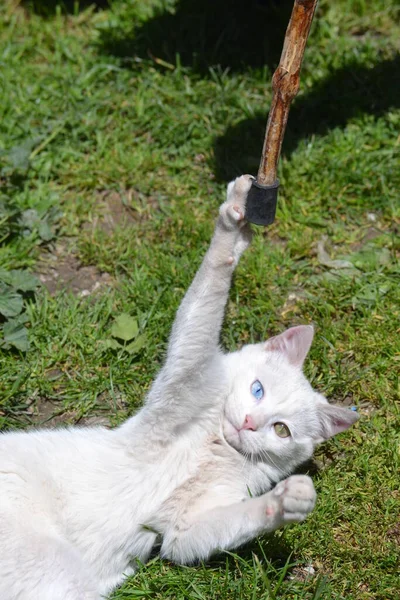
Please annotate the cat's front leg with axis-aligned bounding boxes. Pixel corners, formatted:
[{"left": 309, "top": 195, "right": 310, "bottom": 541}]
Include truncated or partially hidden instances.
[
  {"left": 138, "top": 176, "right": 254, "bottom": 435},
  {"left": 160, "top": 475, "right": 316, "bottom": 563}
]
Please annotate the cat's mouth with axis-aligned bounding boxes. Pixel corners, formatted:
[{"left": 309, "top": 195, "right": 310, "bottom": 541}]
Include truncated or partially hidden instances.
[
  {"left": 222, "top": 417, "right": 246, "bottom": 453},
  {"left": 223, "top": 415, "right": 264, "bottom": 459}
]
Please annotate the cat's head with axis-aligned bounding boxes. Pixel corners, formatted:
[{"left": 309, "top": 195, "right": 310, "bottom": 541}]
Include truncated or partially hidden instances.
[{"left": 222, "top": 326, "right": 359, "bottom": 470}]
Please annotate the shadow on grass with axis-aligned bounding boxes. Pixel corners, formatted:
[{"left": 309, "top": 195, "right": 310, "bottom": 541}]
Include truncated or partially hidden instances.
[
  {"left": 214, "top": 54, "right": 400, "bottom": 180},
  {"left": 132, "top": 531, "right": 307, "bottom": 600},
  {"left": 209, "top": 533, "right": 293, "bottom": 570},
  {"left": 20, "top": 0, "right": 109, "bottom": 16},
  {"left": 94, "top": 1, "right": 400, "bottom": 181},
  {"left": 98, "top": 0, "right": 296, "bottom": 73}
]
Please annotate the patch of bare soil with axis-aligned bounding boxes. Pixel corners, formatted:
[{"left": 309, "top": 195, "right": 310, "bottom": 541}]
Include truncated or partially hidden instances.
[
  {"left": 86, "top": 190, "right": 137, "bottom": 233},
  {"left": 387, "top": 524, "right": 400, "bottom": 544},
  {"left": 351, "top": 226, "right": 382, "bottom": 251},
  {"left": 24, "top": 383, "right": 127, "bottom": 430},
  {"left": 25, "top": 399, "right": 107, "bottom": 429},
  {"left": 26, "top": 395, "right": 112, "bottom": 430},
  {"left": 37, "top": 189, "right": 161, "bottom": 295},
  {"left": 263, "top": 229, "right": 288, "bottom": 247},
  {"left": 289, "top": 563, "right": 317, "bottom": 582},
  {"left": 280, "top": 288, "right": 307, "bottom": 317},
  {"left": 84, "top": 189, "right": 160, "bottom": 233},
  {"left": 37, "top": 240, "right": 113, "bottom": 296}
]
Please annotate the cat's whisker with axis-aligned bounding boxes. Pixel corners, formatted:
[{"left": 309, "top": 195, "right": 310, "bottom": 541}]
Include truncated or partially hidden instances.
[
  {"left": 238, "top": 451, "right": 250, "bottom": 475},
  {"left": 259, "top": 448, "right": 281, "bottom": 471}
]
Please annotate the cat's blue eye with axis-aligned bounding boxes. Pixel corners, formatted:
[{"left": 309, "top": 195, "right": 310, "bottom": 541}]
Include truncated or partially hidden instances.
[{"left": 251, "top": 380, "right": 264, "bottom": 402}]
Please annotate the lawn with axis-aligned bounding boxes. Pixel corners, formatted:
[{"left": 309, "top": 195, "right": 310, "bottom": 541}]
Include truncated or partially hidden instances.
[{"left": 0, "top": 0, "right": 399, "bottom": 598}]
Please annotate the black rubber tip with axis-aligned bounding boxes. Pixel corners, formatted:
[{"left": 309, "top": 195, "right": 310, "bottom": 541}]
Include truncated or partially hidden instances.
[{"left": 245, "top": 179, "right": 279, "bottom": 226}]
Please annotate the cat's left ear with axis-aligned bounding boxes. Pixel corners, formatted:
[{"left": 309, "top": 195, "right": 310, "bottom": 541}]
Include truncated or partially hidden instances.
[
  {"left": 316, "top": 403, "right": 360, "bottom": 442},
  {"left": 265, "top": 325, "right": 314, "bottom": 368}
]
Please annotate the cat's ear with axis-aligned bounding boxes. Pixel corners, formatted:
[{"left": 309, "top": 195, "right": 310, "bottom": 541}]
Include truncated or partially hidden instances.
[
  {"left": 316, "top": 404, "right": 359, "bottom": 442},
  {"left": 265, "top": 325, "right": 314, "bottom": 368}
]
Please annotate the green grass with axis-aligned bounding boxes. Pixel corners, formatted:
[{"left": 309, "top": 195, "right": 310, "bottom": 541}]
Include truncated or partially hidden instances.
[{"left": 1, "top": 0, "right": 399, "bottom": 598}]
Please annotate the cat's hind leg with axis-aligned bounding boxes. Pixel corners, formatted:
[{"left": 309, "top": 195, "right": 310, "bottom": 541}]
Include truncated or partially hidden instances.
[{"left": 0, "top": 526, "right": 99, "bottom": 600}]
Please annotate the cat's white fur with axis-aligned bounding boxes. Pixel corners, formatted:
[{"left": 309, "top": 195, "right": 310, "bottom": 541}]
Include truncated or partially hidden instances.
[{"left": 0, "top": 176, "right": 358, "bottom": 600}]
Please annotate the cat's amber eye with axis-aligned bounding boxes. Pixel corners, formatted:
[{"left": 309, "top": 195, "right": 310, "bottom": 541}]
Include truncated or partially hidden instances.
[{"left": 273, "top": 422, "right": 291, "bottom": 438}]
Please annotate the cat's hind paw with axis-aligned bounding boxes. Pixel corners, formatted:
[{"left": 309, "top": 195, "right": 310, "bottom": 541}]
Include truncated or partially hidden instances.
[{"left": 272, "top": 475, "right": 316, "bottom": 524}]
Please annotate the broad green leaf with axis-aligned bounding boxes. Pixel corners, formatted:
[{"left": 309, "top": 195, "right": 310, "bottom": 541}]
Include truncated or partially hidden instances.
[
  {"left": 350, "top": 247, "right": 392, "bottom": 271},
  {"left": 38, "top": 221, "right": 54, "bottom": 241},
  {"left": 351, "top": 282, "right": 390, "bottom": 308},
  {"left": 0, "top": 136, "right": 41, "bottom": 175},
  {"left": 20, "top": 208, "right": 40, "bottom": 230},
  {"left": 9, "top": 312, "right": 29, "bottom": 325},
  {"left": 126, "top": 334, "right": 146, "bottom": 355},
  {"left": 2, "top": 320, "right": 30, "bottom": 351},
  {"left": 19, "top": 209, "right": 54, "bottom": 240},
  {"left": 103, "top": 339, "right": 122, "bottom": 350},
  {"left": 111, "top": 313, "right": 139, "bottom": 342},
  {"left": 0, "top": 269, "right": 40, "bottom": 292},
  {"left": 8, "top": 145, "right": 30, "bottom": 170},
  {"left": 0, "top": 286, "right": 23, "bottom": 317}
]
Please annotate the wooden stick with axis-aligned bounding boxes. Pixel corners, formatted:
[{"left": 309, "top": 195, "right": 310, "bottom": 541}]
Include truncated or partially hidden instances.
[{"left": 257, "top": 0, "right": 318, "bottom": 186}]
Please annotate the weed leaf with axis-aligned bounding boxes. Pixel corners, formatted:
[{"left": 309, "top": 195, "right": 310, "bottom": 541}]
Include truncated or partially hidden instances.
[
  {"left": 0, "top": 269, "right": 40, "bottom": 292},
  {"left": 0, "top": 136, "right": 41, "bottom": 175},
  {"left": 2, "top": 320, "right": 30, "bottom": 351},
  {"left": 0, "top": 285, "right": 24, "bottom": 317},
  {"left": 38, "top": 221, "right": 54, "bottom": 242},
  {"left": 111, "top": 313, "right": 139, "bottom": 341},
  {"left": 126, "top": 333, "right": 147, "bottom": 355}
]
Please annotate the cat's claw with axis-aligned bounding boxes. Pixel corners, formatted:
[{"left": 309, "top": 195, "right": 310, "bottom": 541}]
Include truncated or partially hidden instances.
[{"left": 271, "top": 475, "right": 316, "bottom": 524}]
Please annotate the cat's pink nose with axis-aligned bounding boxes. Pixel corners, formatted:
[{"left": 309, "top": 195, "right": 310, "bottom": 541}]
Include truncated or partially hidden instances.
[{"left": 241, "top": 414, "right": 256, "bottom": 431}]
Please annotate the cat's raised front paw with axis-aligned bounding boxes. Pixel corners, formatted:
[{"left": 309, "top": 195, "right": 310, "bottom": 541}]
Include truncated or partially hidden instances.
[
  {"left": 219, "top": 175, "right": 253, "bottom": 230},
  {"left": 272, "top": 475, "right": 316, "bottom": 524}
]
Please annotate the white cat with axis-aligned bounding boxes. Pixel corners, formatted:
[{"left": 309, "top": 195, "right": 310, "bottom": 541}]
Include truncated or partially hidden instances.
[{"left": 0, "top": 175, "right": 358, "bottom": 600}]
